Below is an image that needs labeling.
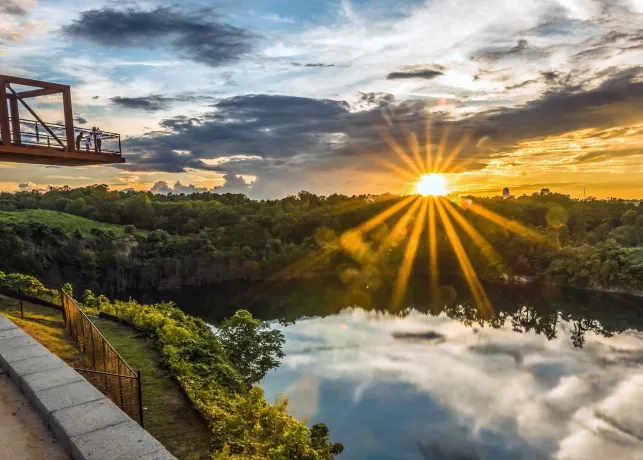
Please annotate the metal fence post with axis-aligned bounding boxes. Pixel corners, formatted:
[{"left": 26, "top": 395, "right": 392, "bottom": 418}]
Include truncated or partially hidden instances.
[
  {"left": 18, "top": 281, "right": 24, "bottom": 319},
  {"left": 137, "top": 370, "right": 144, "bottom": 428},
  {"left": 60, "top": 289, "right": 66, "bottom": 324}
]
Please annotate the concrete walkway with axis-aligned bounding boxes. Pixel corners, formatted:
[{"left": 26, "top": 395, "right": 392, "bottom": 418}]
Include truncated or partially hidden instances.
[{"left": 0, "top": 367, "right": 70, "bottom": 459}]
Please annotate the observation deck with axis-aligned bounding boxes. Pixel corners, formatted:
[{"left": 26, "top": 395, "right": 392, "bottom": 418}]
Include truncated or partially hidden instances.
[{"left": 0, "top": 75, "right": 125, "bottom": 166}]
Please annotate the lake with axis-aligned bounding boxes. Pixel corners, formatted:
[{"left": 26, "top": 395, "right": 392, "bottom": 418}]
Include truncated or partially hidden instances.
[{"left": 129, "top": 278, "right": 643, "bottom": 459}]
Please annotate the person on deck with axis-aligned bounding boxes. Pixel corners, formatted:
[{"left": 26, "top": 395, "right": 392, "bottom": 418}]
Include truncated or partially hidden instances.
[
  {"left": 94, "top": 127, "right": 102, "bottom": 153},
  {"left": 84, "top": 132, "right": 92, "bottom": 152},
  {"left": 76, "top": 132, "right": 84, "bottom": 151}
]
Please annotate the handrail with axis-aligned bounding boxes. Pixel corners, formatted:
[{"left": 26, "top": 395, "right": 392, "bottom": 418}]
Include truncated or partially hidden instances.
[{"left": 2, "top": 117, "right": 122, "bottom": 154}]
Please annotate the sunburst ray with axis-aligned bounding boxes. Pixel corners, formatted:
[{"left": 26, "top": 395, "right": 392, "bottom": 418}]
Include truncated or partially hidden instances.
[
  {"left": 392, "top": 198, "right": 428, "bottom": 309},
  {"left": 435, "top": 198, "right": 492, "bottom": 314}
]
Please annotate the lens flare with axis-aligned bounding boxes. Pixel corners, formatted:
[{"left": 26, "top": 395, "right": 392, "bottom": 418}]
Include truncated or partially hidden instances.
[{"left": 416, "top": 174, "right": 447, "bottom": 196}]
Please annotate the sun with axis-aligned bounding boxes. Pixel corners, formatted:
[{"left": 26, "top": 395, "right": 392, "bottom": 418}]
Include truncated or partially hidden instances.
[{"left": 415, "top": 174, "right": 447, "bottom": 196}]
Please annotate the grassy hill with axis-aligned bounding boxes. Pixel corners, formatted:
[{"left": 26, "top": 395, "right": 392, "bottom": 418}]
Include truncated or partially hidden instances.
[{"left": 0, "top": 209, "right": 128, "bottom": 236}]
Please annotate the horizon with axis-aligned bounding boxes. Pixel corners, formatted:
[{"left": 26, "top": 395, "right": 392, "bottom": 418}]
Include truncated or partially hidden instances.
[
  {"left": 4, "top": 182, "right": 641, "bottom": 202},
  {"left": 2, "top": 0, "right": 643, "bottom": 199}
]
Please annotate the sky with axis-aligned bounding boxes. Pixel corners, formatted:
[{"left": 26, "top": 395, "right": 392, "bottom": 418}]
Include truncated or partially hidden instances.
[{"left": 1, "top": 0, "right": 643, "bottom": 198}]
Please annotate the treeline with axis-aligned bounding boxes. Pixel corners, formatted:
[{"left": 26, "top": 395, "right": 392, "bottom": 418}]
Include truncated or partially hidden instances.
[{"left": 0, "top": 185, "right": 642, "bottom": 294}]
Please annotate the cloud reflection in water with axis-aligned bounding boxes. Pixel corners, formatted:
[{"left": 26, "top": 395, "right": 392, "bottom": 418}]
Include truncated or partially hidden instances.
[{"left": 260, "top": 308, "right": 643, "bottom": 460}]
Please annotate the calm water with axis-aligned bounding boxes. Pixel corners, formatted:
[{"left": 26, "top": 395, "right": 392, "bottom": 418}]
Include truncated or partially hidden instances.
[{"left": 130, "top": 279, "right": 643, "bottom": 459}]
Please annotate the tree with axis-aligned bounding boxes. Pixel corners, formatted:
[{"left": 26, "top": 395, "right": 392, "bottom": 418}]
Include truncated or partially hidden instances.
[
  {"left": 621, "top": 209, "right": 638, "bottom": 226},
  {"left": 218, "top": 310, "right": 285, "bottom": 386},
  {"left": 311, "top": 423, "right": 345, "bottom": 457}
]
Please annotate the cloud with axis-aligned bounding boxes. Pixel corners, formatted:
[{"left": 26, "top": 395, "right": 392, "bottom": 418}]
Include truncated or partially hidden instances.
[
  {"left": 261, "top": 308, "right": 643, "bottom": 460},
  {"left": 473, "top": 39, "right": 536, "bottom": 62},
  {"left": 387, "top": 64, "right": 445, "bottom": 80},
  {"left": 124, "top": 66, "right": 643, "bottom": 178},
  {"left": 0, "top": 0, "right": 43, "bottom": 50},
  {"left": 211, "top": 173, "right": 252, "bottom": 194},
  {"left": 150, "top": 174, "right": 252, "bottom": 196},
  {"left": 356, "top": 92, "right": 396, "bottom": 108},
  {"left": 111, "top": 95, "right": 173, "bottom": 112},
  {"left": 0, "top": 1, "right": 28, "bottom": 16},
  {"left": 63, "top": 7, "right": 255, "bottom": 67},
  {"left": 505, "top": 80, "right": 538, "bottom": 90},
  {"left": 18, "top": 182, "right": 48, "bottom": 192},
  {"left": 150, "top": 180, "right": 208, "bottom": 195},
  {"left": 111, "top": 93, "right": 215, "bottom": 111},
  {"left": 292, "top": 62, "right": 336, "bottom": 68}
]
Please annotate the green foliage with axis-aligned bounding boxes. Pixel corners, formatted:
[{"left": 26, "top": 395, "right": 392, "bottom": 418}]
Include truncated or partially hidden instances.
[
  {"left": 62, "top": 282, "right": 73, "bottom": 296},
  {"left": 0, "top": 186, "right": 642, "bottom": 296},
  {"left": 218, "top": 310, "right": 285, "bottom": 387},
  {"left": 0, "top": 271, "right": 59, "bottom": 302},
  {"left": 80, "top": 291, "right": 343, "bottom": 459}
]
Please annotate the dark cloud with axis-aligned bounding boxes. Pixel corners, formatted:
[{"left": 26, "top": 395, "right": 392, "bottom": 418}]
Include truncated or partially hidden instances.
[
  {"left": 74, "top": 116, "right": 88, "bottom": 125},
  {"left": 541, "top": 71, "right": 561, "bottom": 83},
  {"left": 122, "top": 67, "right": 643, "bottom": 188},
  {"left": 0, "top": 1, "right": 27, "bottom": 16},
  {"left": 505, "top": 80, "right": 538, "bottom": 90},
  {"left": 357, "top": 92, "right": 396, "bottom": 108},
  {"left": 387, "top": 64, "right": 445, "bottom": 80},
  {"left": 111, "top": 96, "right": 172, "bottom": 112},
  {"left": 473, "top": 39, "right": 549, "bottom": 62},
  {"left": 470, "top": 67, "right": 643, "bottom": 147},
  {"left": 63, "top": 7, "right": 254, "bottom": 67},
  {"left": 110, "top": 93, "right": 213, "bottom": 111},
  {"left": 292, "top": 62, "right": 336, "bottom": 68}
]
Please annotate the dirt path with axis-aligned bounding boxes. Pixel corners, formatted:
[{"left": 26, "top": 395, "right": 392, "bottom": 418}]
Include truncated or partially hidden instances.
[{"left": 0, "top": 368, "right": 70, "bottom": 460}]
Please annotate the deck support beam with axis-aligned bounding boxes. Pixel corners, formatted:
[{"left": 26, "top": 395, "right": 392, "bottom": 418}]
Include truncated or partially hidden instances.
[
  {"left": 62, "top": 88, "right": 75, "bottom": 152},
  {"left": 9, "top": 98, "right": 20, "bottom": 144},
  {"left": 0, "top": 79, "right": 10, "bottom": 146}
]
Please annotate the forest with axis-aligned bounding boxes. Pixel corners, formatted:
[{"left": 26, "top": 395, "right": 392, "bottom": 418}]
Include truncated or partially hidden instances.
[{"left": 0, "top": 185, "right": 642, "bottom": 296}]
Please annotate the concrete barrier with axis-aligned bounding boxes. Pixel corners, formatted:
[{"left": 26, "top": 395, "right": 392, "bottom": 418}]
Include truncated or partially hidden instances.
[{"left": 0, "top": 314, "right": 176, "bottom": 460}]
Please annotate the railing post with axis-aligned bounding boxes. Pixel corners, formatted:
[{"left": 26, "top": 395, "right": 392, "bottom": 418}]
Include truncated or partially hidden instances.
[
  {"left": 35, "top": 122, "right": 39, "bottom": 143},
  {"left": 60, "top": 289, "right": 66, "bottom": 324},
  {"left": 118, "top": 360, "right": 124, "bottom": 409},
  {"left": 90, "top": 324, "right": 97, "bottom": 369},
  {"left": 18, "top": 281, "right": 24, "bottom": 319},
  {"left": 137, "top": 370, "right": 144, "bottom": 427}
]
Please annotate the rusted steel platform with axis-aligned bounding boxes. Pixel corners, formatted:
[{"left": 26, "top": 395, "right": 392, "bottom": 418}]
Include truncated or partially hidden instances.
[{"left": 0, "top": 75, "right": 125, "bottom": 166}]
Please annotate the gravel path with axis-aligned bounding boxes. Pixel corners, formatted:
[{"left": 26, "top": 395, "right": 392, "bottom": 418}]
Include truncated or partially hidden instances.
[{"left": 0, "top": 367, "right": 70, "bottom": 460}]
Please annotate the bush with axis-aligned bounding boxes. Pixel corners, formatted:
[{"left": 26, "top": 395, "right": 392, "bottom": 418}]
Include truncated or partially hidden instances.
[{"left": 86, "top": 293, "right": 343, "bottom": 459}]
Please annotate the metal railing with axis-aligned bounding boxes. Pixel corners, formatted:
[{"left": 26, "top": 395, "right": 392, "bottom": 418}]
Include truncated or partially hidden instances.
[
  {"left": 3, "top": 118, "right": 122, "bottom": 154},
  {"left": 61, "top": 292, "right": 143, "bottom": 426}
]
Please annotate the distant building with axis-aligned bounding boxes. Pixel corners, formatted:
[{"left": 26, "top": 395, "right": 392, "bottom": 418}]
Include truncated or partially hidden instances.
[
  {"left": 541, "top": 188, "right": 550, "bottom": 196},
  {"left": 502, "top": 187, "right": 511, "bottom": 199}
]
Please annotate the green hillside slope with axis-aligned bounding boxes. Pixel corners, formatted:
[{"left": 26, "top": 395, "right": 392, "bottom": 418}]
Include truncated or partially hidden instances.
[{"left": 0, "top": 209, "right": 126, "bottom": 236}]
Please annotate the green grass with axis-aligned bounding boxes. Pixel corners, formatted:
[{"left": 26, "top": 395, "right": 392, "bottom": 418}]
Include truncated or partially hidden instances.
[
  {"left": 0, "top": 209, "right": 127, "bottom": 236},
  {"left": 92, "top": 318, "right": 211, "bottom": 460},
  {"left": 0, "top": 294, "right": 210, "bottom": 459},
  {"left": 0, "top": 294, "right": 87, "bottom": 368}
]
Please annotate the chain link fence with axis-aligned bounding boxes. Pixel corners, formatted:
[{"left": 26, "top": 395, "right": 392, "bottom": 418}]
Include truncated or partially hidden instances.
[{"left": 62, "top": 291, "right": 144, "bottom": 426}]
